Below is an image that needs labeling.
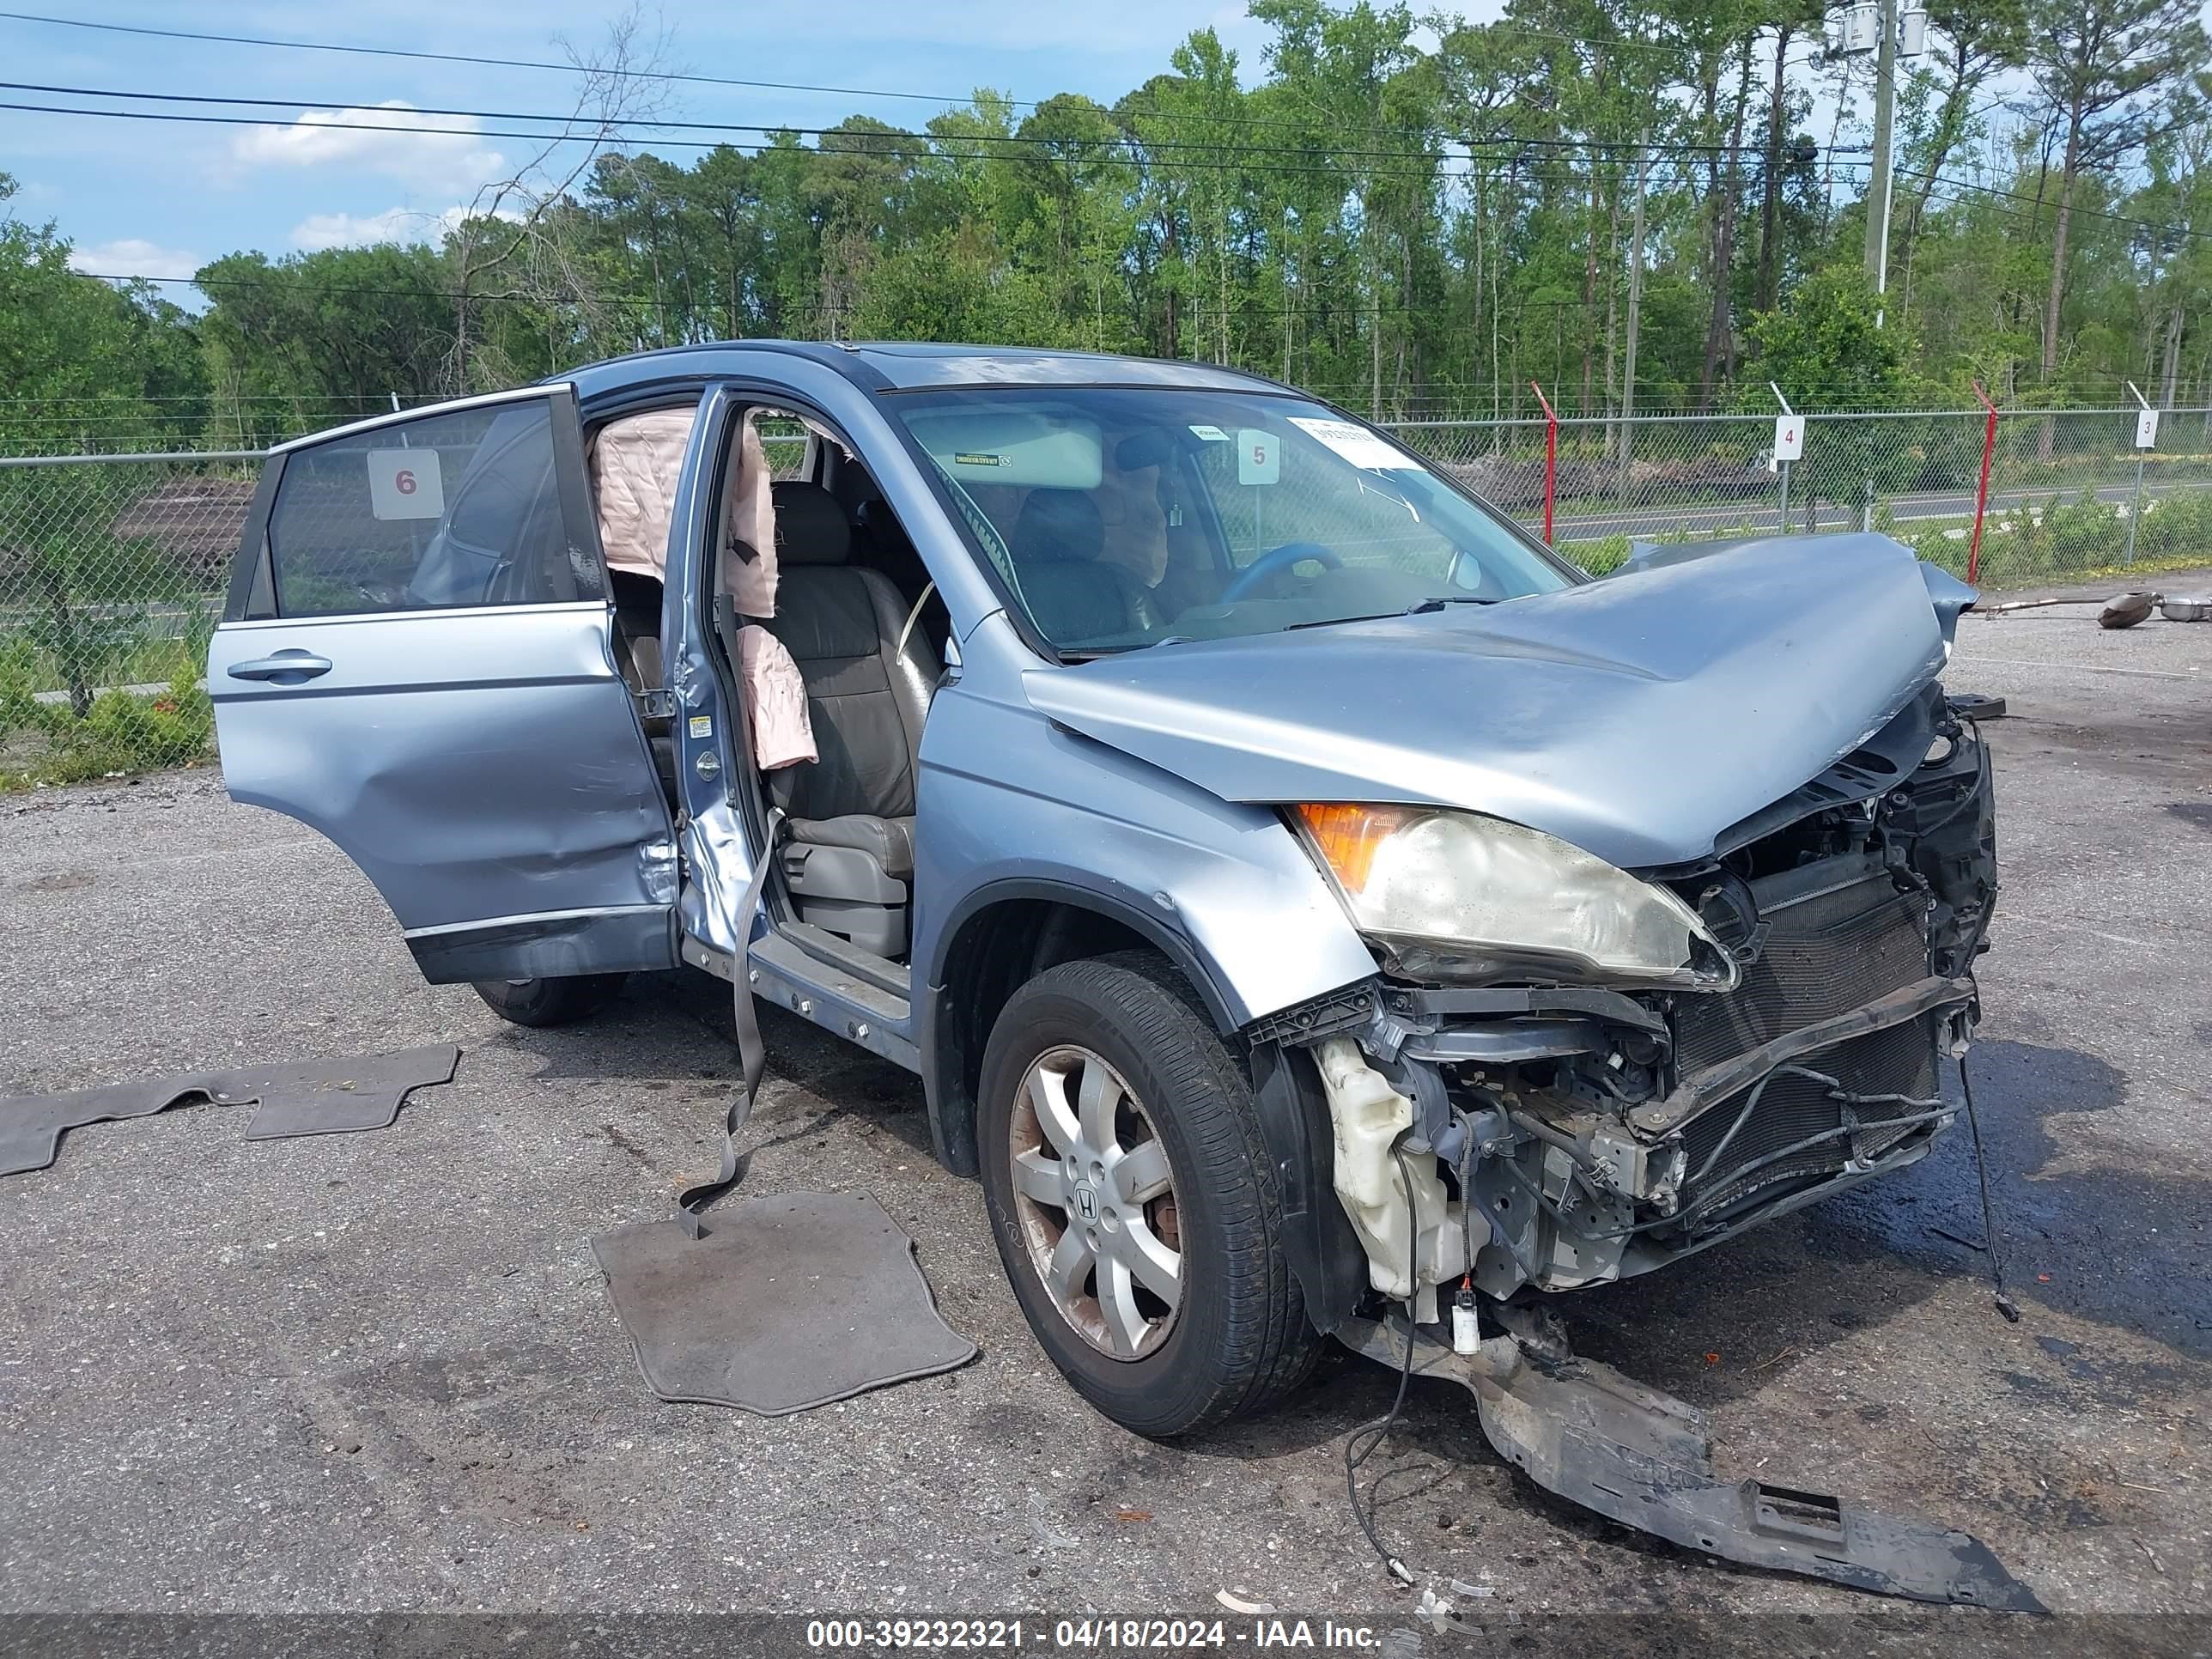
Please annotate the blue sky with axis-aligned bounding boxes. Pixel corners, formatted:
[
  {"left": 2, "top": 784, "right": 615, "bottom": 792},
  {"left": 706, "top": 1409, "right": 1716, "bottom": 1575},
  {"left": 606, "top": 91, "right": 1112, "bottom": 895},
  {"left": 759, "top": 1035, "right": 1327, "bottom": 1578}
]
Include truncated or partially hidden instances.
[{"left": 0, "top": 2, "right": 1494, "bottom": 289}]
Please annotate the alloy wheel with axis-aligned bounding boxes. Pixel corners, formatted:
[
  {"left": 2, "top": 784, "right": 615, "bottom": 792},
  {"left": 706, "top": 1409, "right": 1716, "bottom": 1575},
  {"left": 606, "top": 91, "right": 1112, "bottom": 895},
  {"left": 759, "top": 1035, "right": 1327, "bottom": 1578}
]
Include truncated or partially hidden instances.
[{"left": 1006, "top": 1044, "right": 1182, "bottom": 1360}]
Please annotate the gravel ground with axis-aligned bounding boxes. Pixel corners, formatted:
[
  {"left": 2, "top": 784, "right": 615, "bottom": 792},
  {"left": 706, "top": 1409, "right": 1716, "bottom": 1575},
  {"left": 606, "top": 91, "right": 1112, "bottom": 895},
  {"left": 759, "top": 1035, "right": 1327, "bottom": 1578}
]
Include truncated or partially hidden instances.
[{"left": 0, "top": 599, "right": 2205, "bottom": 1626}]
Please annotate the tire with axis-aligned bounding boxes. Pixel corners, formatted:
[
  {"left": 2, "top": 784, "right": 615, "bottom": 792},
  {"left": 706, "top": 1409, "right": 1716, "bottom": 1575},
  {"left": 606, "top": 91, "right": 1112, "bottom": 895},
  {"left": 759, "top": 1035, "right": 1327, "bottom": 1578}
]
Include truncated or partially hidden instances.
[
  {"left": 470, "top": 973, "right": 629, "bottom": 1028},
  {"left": 978, "top": 950, "right": 1325, "bottom": 1438}
]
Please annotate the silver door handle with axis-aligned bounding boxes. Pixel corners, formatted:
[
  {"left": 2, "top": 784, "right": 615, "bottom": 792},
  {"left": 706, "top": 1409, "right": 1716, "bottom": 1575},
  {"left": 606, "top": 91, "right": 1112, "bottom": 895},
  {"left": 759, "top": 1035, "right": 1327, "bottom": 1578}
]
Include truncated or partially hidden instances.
[{"left": 227, "top": 653, "right": 333, "bottom": 682}]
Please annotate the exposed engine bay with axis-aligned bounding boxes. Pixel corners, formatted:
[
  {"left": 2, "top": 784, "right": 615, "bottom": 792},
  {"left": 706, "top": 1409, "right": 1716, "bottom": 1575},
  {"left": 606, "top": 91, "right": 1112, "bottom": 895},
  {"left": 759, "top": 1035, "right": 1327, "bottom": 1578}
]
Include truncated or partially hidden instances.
[
  {"left": 1253, "top": 684, "right": 2026, "bottom": 1607},
  {"left": 1267, "top": 683, "right": 1996, "bottom": 1324}
]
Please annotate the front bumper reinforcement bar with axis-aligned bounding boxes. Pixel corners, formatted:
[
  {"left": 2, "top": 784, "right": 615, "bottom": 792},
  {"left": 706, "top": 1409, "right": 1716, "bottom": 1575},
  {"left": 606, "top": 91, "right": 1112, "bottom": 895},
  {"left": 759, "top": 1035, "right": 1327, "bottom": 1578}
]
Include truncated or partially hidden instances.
[{"left": 1337, "top": 1315, "right": 2043, "bottom": 1612}]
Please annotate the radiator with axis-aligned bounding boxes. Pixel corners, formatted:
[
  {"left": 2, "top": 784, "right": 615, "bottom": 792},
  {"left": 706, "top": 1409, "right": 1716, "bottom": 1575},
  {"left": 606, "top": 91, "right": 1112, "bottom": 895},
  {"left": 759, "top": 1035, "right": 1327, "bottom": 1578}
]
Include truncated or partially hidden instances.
[{"left": 1671, "top": 869, "right": 1941, "bottom": 1221}]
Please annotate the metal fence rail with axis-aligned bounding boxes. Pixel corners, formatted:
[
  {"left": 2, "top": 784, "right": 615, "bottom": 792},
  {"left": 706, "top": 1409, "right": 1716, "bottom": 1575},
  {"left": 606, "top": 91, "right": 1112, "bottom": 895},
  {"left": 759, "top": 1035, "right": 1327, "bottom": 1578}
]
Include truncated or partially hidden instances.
[
  {"left": 1394, "top": 404, "right": 2212, "bottom": 580},
  {"left": 6, "top": 404, "right": 2210, "bottom": 786},
  {"left": 0, "top": 452, "right": 254, "bottom": 784}
]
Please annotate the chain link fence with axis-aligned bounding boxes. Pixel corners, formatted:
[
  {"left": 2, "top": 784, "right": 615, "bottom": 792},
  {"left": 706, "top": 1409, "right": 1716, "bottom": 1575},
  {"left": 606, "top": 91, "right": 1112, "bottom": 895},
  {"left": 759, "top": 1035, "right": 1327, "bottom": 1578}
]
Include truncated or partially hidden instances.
[
  {"left": 0, "top": 453, "right": 251, "bottom": 785},
  {"left": 1396, "top": 404, "right": 2212, "bottom": 582},
  {"left": 5, "top": 405, "right": 2209, "bottom": 787}
]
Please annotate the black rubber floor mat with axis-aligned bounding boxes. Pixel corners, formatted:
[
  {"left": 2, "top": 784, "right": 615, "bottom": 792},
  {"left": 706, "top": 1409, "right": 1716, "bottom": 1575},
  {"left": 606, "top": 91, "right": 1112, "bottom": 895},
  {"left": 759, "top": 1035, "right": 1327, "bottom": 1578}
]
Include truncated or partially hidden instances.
[
  {"left": 234, "top": 1046, "right": 461, "bottom": 1139},
  {"left": 592, "top": 1192, "right": 976, "bottom": 1414},
  {"left": 0, "top": 1044, "right": 460, "bottom": 1175}
]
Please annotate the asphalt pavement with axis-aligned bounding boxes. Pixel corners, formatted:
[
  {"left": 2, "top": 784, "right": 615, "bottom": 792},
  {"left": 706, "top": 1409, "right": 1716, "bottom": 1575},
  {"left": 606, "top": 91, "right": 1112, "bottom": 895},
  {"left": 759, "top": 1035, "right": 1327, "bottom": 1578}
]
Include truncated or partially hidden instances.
[{"left": 0, "top": 598, "right": 2206, "bottom": 1625}]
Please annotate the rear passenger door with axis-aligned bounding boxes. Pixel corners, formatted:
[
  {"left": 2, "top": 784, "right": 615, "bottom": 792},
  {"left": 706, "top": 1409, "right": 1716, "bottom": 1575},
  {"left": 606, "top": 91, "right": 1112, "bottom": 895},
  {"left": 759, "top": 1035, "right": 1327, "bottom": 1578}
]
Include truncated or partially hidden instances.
[{"left": 207, "top": 385, "right": 678, "bottom": 984}]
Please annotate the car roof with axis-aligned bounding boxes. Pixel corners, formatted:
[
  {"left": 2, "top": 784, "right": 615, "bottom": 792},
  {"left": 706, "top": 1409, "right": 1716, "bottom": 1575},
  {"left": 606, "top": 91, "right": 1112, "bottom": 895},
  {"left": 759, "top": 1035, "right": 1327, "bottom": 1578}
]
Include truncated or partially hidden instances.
[{"left": 564, "top": 339, "right": 1294, "bottom": 400}]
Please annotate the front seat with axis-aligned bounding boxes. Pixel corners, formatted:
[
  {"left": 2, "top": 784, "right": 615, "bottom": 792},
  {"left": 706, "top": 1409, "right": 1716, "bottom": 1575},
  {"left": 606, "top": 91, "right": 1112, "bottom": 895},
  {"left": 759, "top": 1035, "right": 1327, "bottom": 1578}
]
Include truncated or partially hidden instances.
[
  {"left": 1007, "top": 489, "right": 1158, "bottom": 646},
  {"left": 760, "top": 481, "right": 939, "bottom": 958}
]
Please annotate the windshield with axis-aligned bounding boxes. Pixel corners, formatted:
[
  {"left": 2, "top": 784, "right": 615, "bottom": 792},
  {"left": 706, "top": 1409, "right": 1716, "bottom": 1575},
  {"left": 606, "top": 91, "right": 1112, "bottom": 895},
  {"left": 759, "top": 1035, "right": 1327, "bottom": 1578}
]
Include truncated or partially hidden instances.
[{"left": 890, "top": 386, "right": 1578, "bottom": 653}]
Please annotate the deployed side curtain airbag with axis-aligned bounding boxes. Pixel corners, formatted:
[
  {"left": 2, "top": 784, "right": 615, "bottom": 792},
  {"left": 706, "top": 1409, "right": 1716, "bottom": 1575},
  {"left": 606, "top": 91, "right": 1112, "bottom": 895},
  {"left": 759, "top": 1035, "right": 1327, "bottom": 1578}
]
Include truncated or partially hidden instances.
[
  {"left": 723, "top": 412, "right": 779, "bottom": 619},
  {"left": 587, "top": 407, "right": 696, "bottom": 580},
  {"left": 717, "top": 410, "right": 810, "bottom": 769}
]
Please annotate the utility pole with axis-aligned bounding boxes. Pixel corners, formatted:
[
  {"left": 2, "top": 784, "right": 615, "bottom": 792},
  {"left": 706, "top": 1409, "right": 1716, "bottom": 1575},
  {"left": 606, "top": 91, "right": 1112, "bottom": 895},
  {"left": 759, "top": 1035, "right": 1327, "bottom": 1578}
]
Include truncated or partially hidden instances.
[
  {"left": 1863, "top": 0, "right": 1898, "bottom": 287},
  {"left": 1618, "top": 131, "right": 1651, "bottom": 470},
  {"left": 1835, "top": 0, "right": 1924, "bottom": 323}
]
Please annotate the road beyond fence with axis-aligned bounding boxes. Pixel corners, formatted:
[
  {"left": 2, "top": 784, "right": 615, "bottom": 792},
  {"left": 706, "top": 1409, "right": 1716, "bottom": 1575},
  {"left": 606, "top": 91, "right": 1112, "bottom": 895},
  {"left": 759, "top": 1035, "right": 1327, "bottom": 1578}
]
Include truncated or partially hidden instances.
[
  {"left": 6, "top": 404, "right": 2210, "bottom": 785},
  {"left": 1397, "top": 400, "right": 2212, "bottom": 579}
]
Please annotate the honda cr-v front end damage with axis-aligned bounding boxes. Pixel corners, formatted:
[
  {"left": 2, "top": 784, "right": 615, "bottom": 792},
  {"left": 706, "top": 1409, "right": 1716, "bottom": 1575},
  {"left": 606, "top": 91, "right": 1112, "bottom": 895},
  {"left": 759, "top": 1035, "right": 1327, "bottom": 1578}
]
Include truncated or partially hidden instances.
[
  {"left": 1273, "top": 680, "right": 1995, "bottom": 1317},
  {"left": 1252, "top": 681, "right": 2020, "bottom": 1604}
]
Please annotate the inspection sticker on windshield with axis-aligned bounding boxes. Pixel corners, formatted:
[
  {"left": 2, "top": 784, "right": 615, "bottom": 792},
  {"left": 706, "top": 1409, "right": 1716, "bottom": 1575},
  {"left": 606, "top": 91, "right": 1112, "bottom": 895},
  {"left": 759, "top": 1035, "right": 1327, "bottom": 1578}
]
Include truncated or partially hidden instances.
[
  {"left": 1188, "top": 424, "right": 1230, "bottom": 441},
  {"left": 1289, "top": 416, "right": 1415, "bottom": 470}
]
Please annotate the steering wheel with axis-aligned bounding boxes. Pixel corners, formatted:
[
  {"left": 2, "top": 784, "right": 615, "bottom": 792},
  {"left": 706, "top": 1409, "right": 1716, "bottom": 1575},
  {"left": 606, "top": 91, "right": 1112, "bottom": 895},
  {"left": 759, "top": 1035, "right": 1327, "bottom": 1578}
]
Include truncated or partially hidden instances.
[{"left": 1219, "top": 540, "right": 1345, "bottom": 602}]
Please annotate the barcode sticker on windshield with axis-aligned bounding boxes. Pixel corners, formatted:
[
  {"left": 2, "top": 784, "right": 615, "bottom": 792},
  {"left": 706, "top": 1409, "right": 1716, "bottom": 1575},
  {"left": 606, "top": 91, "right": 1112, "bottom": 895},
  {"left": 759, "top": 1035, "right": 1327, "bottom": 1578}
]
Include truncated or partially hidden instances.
[{"left": 1289, "top": 416, "right": 1415, "bottom": 471}]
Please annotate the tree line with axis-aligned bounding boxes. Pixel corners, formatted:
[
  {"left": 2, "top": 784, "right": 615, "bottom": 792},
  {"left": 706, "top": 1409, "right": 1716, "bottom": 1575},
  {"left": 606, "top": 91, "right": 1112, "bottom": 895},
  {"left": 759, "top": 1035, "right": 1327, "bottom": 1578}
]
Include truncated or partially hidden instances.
[{"left": 4, "top": 0, "right": 2209, "bottom": 455}]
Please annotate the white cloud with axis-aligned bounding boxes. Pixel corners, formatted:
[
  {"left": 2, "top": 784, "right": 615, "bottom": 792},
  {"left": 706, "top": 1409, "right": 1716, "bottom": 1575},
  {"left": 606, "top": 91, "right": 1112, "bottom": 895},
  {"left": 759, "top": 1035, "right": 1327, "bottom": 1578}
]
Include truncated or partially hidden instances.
[
  {"left": 289, "top": 204, "right": 471, "bottom": 252},
  {"left": 231, "top": 103, "right": 507, "bottom": 199},
  {"left": 68, "top": 238, "right": 203, "bottom": 281},
  {"left": 289, "top": 201, "right": 525, "bottom": 252}
]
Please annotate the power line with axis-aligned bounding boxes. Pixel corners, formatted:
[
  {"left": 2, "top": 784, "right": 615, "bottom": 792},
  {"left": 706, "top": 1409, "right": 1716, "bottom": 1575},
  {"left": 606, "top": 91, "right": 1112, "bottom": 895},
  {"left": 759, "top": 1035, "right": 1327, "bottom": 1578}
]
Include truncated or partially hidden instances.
[
  {"left": 0, "top": 98, "right": 1545, "bottom": 184},
  {"left": 73, "top": 269, "right": 871, "bottom": 316},
  {"left": 0, "top": 80, "right": 1875, "bottom": 167},
  {"left": 1896, "top": 165, "right": 2212, "bottom": 246},
  {"left": 0, "top": 9, "right": 1581, "bottom": 149},
  {"left": 0, "top": 6, "right": 1872, "bottom": 137}
]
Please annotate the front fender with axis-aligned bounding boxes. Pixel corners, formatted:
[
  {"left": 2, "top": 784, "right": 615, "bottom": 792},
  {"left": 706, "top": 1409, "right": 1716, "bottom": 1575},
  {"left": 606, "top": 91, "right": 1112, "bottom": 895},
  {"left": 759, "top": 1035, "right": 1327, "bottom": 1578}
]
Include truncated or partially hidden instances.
[
  {"left": 911, "top": 654, "right": 1378, "bottom": 1175},
  {"left": 913, "top": 696, "right": 1377, "bottom": 1033}
]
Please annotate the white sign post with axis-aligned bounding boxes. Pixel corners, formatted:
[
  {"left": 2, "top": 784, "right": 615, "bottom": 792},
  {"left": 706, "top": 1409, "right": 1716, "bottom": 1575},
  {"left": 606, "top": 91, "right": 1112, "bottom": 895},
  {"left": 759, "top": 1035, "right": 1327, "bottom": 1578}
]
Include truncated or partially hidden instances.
[
  {"left": 1769, "top": 387, "right": 1802, "bottom": 532},
  {"left": 2125, "top": 386, "right": 2157, "bottom": 565}
]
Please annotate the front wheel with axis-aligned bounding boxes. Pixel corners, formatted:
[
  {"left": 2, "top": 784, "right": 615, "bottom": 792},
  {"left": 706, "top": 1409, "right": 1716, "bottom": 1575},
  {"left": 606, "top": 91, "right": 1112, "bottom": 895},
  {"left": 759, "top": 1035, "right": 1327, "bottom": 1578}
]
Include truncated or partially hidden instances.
[
  {"left": 471, "top": 974, "right": 629, "bottom": 1028},
  {"left": 978, "top": 951, "right": 1323, "bottom": 1437}
]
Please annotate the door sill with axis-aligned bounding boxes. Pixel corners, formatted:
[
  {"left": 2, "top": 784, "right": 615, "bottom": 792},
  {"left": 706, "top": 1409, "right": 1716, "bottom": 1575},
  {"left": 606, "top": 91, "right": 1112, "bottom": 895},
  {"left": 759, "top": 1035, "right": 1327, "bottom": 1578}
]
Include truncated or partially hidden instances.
[
  {"left": 683, "top": 932, "right": 918, "bottom": 1073},
  {"left": 780, "top": 920, "right": 911, "bottom": 998}
]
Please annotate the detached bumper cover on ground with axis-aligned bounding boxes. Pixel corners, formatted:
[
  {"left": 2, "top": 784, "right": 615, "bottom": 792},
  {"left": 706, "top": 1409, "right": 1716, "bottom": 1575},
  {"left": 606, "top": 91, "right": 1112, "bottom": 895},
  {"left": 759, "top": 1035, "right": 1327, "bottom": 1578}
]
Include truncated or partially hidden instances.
[{"left": 1340, "top": 1316, "right": 2045, "bottom": 1611}]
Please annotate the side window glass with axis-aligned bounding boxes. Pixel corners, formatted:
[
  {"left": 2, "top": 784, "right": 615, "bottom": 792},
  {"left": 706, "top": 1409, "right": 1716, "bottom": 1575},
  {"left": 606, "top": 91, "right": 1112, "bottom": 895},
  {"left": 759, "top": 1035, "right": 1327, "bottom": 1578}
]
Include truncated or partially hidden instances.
[
  {"left": 264, "top": 396, "right": 603, "bottom": 617},
  {"left": 751, "top": 415, "right": 815, "bottom": 481}
]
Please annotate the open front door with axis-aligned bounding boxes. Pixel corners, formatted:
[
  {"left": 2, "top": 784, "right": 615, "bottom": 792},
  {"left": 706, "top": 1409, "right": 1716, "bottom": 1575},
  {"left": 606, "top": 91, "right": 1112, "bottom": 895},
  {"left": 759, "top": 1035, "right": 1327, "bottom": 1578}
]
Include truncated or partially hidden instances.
[{"left": 208, "top": 384, "right": 678, "bottom": 983}]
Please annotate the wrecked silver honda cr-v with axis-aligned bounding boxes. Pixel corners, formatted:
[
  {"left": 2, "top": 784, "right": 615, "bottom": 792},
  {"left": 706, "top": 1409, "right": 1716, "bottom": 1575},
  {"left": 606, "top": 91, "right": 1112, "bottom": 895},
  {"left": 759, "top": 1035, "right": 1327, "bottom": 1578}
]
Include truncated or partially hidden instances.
[{"left": 209, "top": 344, "right": 2003, "bottom": 1596}]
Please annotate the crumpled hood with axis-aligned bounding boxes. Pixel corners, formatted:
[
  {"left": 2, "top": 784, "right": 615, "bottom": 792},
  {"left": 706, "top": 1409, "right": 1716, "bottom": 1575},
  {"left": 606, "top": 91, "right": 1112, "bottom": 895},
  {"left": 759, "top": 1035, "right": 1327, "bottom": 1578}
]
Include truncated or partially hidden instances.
[{"left": 1023, "top": 532, "right": 1954, "bottom": 869}]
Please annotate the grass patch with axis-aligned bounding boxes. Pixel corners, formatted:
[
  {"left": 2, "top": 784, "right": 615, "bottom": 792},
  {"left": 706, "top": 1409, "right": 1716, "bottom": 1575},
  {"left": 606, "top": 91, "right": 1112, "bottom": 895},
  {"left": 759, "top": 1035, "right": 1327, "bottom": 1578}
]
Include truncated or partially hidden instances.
[
  {"left": 0, "top": 651, "right": 213, "bottom": 790},
  {"left": 1902, "top": 487, "right": 2212, "bottom": 588}
]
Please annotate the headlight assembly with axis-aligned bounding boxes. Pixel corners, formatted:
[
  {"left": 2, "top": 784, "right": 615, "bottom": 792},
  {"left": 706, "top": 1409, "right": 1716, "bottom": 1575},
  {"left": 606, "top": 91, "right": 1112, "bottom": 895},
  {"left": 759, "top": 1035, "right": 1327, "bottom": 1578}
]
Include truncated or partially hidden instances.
[{"left": 1291, "top": 803, "right": 1739, "bottom": 990}]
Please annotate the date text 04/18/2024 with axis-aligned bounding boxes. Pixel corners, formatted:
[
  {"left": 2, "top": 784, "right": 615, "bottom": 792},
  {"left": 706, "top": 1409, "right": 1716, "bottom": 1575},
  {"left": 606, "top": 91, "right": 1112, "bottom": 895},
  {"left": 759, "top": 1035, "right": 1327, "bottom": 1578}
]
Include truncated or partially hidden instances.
[{"left": 805, "top": 1619, "right": 1384, "bottom": 1650}]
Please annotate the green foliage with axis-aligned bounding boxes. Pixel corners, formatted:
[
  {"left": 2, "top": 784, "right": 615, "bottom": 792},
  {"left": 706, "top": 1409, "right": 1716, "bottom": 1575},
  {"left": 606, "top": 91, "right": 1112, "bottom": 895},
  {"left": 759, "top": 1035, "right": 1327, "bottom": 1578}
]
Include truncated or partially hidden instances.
[
  {"left": 1, "top": 9, "right": 2210, "bottom": 785},
  {"left": 1905, "top": 483, "right": 2212, "bottom": 583},
  {"left": 194, "top": 245, "right": 457, "bottom": 445},
  {"left": 1744, "top": 265, "right": 1917, "bottom": 409},
  {"left": 0, "top": 173, "right": 208, "bottom": 453},
  {"left": 0, "top": 663, "right": 213, "bottom": 791},
  {"left": 8, "top": 0, "right": 2208, "bottom": 440},
  {"left": 1739, "top": 265, "right": 1933, "bottom": 504}
]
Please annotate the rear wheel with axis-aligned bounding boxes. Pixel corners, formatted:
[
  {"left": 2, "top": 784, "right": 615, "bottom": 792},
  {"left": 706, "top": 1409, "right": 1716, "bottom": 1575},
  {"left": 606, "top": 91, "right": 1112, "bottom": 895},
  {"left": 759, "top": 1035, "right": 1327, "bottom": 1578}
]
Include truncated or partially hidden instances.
[
  {"left": 471, "top": 974, "right": 629, "bottom": 1028},
  {"left": 978, "top": 951, "right": 1323, "bottom": 1437}
]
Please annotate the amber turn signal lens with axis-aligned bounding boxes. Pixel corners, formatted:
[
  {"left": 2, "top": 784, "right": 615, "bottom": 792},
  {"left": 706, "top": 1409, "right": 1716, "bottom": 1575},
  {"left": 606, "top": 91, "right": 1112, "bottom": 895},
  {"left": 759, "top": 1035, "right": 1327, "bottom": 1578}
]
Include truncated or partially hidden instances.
[{"left": 1292, "top": 802, "right": 1415, "bottom": 895}]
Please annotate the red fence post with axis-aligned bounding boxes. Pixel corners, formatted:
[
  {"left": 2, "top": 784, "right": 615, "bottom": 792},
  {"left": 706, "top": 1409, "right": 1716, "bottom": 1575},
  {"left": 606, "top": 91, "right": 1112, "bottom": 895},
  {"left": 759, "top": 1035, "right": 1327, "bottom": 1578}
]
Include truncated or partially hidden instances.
[
  {"left": 1530, "top": 380, "right": 1559, "bottom": 545},
  {"left": 1969, "top": 380, "right": 1998, "bottom": 586}
]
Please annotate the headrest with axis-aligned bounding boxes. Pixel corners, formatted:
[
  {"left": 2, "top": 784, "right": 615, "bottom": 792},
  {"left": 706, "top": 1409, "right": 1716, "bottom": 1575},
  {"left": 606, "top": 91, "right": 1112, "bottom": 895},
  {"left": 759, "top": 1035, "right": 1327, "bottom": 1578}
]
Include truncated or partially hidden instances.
[
  {"left": 770, "top": 480, "right": 852, "bottom": 565},
  {"left": 1011, "top": 489, "right": 1103, "bottom": 564}
]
